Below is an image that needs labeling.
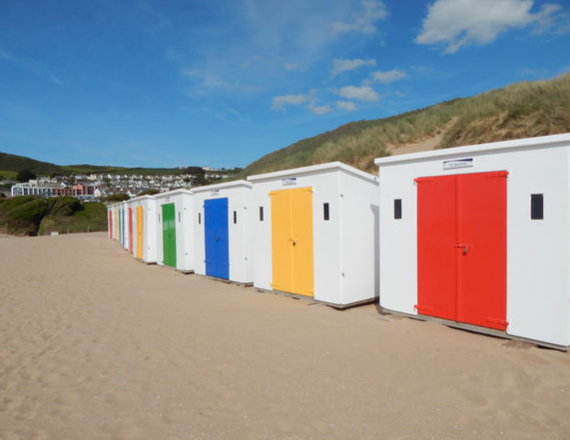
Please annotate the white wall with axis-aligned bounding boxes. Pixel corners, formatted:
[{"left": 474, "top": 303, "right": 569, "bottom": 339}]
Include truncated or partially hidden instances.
[
  {"left": 142, "top": 197, "right": 157, "bottom": 263},
  {"left": 121, "top": 202, "right": 129, "bottom": 250},
  {"left": 339, "top": 171, "right": 380, "bottom": 304},
  {"left": 377, "top": 138, "right": 570, "bottom": 346}
]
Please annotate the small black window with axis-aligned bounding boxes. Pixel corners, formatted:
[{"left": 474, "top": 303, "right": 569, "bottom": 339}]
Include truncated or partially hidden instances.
[
  {"left": 158, "top": 214, "right": 161, "bottom": 223},
  {"left": 531, "top": 194, "right": 543, "bottom": 220},
  {"left": 394, "top": 199, "right": 402, "bottom": 219},
  {"left": 178, "top": 212, "right": 181, "bottom": 222},
  {"left": 233, "top": 211, "right": 237, "bottom": 224},
  {"left": 198, "top": 213, "right": 201, "bottom": 224},
  {"left": 259, "top": 206, "right": 264, "bottom": 221},
  {"left": 323, "top": 203, "right": 330, "bottom": 221}
]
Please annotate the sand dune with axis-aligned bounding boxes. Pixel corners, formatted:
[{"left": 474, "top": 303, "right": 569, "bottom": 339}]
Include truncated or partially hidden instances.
[{"left": 1, "top": 232, "right": 569, "bottom": 439}]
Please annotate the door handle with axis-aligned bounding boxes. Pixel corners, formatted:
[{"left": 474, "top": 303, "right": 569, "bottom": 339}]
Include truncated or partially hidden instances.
[
  {"left": 455, "top": 244, "right": 469, "bottom": 255},
  {"left": 290, "top": 238, "right": 296, "bottom": 247}
]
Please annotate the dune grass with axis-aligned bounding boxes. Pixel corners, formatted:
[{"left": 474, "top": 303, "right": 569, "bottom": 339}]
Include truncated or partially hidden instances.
[{"left": 239, "top": 73, "right": 570, "bottom": 176}]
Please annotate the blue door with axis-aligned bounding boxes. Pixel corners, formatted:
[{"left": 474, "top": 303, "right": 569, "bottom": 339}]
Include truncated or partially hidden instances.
[{"left": 204, "top": 198, "right": 230, "bottom": 279}]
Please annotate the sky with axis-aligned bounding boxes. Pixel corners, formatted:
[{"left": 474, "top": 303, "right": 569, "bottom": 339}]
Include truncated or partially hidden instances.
[{"left": 1, "top": 0, "right": 569, "bottom": 169}]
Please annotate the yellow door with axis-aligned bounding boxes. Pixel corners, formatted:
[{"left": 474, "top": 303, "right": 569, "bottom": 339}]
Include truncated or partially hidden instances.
[
  {"left": 136, "top": 206, "right": 144, "bottom": 259},
  {"left": 270, "top": 187, "right": 314, "bottom": 297}
]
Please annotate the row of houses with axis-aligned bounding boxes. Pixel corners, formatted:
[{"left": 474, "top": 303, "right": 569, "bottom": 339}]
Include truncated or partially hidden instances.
[
  {"left": 108, "top": 133, "right": 570, "bottom": 350},
  {"left": 8, "top": 168, "right": 233, "bottom": 200},
  {"left": 11, "top": 180, "right": 98, "bottom": 198}
]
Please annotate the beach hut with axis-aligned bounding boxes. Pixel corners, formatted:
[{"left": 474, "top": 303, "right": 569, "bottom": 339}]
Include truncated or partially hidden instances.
[
  {"left": 120, "top": 201, "right": 130, "bottom": 251},
  {"left": 248, "top": 162, "right": 379, "bottom": 308},
  {"left": 192, "top": 180, "right": 253, "bottom": 284},
  {"left": 118, "top": 203, "right": 125, "bottom": 247},
  {"left": 375, "top": 133, "right": 570, "bottom": 349},
  {"left": 127, "top": 203, "right": 134, "bottom": 253},
  {"left": 154, "top": 189, "right": 194, "bottom": 272},
  {"left": 107, "top": 205, "right": 113, "bottom": 239},
  {"left": 113, "top": 204, "right": 119, "bottom": 241},
  {"left": 107, "top": 203, "right": 117, "bottom": 240},
  {"left": 128, "top": 195, "right": 158, "bottom": 263}
]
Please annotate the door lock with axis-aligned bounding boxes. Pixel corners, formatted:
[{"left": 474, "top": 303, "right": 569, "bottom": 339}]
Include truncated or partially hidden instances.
[{"left": 455, "top": 244, "right": 469, "bottom": 255}]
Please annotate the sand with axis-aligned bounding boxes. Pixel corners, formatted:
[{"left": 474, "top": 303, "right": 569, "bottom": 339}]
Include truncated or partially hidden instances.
[{"left": 1, "top": 233, "right": 570, "bottom": 440}]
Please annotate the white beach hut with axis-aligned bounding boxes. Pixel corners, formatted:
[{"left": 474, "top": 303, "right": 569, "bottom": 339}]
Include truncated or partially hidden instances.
[
  {"left": 107, "top": 204, "right": 114, "bottom": 239},
  {"left": 127, "top": 195, "right": 158, "bottom": 263},
  {"left": 248, "top": 162, "right": 379, "bottom": 308},
  {"left": 192, "top": 180, "right": 253, "bottom": 284},
  {"left": 114, "top": 204, "right": 120, "bottom": 242},
  {"left": 107, "top": 203, "right": 118, "bottom": 240},
  {"left": 154, "top": 189, "right": 194, "bottom": 272},
  {"left": 118, "top": 202, "right": 125, "bottom": 247},
  {"left": 375, "top": 133, "right": 570, "bottom": 349},
  {"left": 120, "top": 201, "right": 130, "bottom": 251}
]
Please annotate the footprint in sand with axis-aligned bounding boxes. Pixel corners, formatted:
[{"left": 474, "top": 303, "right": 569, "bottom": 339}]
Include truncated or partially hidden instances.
[
  {"left": 273, "top": 418, "right": 294, "bottom": 433},
  {"left": 105, "top": 390, "right": 129, "bottom": 403},
  {"left": 54, "top": 390, "right": 81, "bottom": 405},
  {"left": 0, "top": 396, "right": 22, "bottom": 412}
]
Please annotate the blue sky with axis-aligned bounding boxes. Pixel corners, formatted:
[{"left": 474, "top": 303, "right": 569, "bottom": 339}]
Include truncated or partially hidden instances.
[{"left": 1, "top": 0, "right": 569, "bottom": 169}]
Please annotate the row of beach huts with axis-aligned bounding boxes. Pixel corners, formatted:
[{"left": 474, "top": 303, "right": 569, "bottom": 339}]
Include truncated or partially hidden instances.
[{"left": 107, "top": 133, "right": 570, "bottom": 350}]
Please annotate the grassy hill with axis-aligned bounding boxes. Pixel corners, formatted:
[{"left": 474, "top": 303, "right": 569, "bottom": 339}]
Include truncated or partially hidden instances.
[
  {"left": 0, "top": 152, "right": 203, "bottom": 177},
  {"left": 0, "top": 152, "right": 62, "bottom": 177},
  {"left": 0, "top": 196, "right": 107, "bottom": 236},
  {"left": 240, "top": 73, "right": 570, "bottom": 176}
]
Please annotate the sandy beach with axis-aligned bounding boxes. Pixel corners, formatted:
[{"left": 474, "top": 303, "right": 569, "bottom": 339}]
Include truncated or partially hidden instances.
[{"left": 1, "top": 232, "right": 570, "bottom": 439}]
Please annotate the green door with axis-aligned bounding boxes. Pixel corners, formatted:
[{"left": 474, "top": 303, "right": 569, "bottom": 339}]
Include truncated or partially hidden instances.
[{"left": 162, "top": 203, "right": 177, "bottom": 267}]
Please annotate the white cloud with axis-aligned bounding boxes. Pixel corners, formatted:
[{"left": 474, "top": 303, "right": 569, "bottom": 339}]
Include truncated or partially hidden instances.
[
  {"left": 309, "top": 103, "right": 333, "bottom": 114},
  {"left": 415, "top": 0, "right": 564, "bottom": 53},
  {"left": 272, "top": 94, "right": 308, "bottom": 110},
  {"left": 371, "top": 69, "right": 407, "bottom": 83},
  {"left": 272, "top": 89, "right": 333, "bottom": 114},
  {"left": 338, "top": 85, "right": 380, "bottom": 102},
  {"left": 336, "top": 101, "right": 358, "bottom": 111},
  {"left": 332, "top": 58, "right": 376, "bottom": 76},
  {"left": 332, "top": 1, "right": 388, "bottom": 34}
]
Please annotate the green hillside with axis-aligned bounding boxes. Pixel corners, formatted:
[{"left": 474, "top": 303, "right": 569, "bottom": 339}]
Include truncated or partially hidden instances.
[
  {"left": 0, "top": 152, "right": 203, "bottom": 177},
  {"left": 240, "top": 73, "right": 570, "bottom": 176},
  {"left": 0, "top": 196, "right": 107, "bottom": 236},
  {"left": 0, "top": 152, "right": 63, "bottom": 176}
]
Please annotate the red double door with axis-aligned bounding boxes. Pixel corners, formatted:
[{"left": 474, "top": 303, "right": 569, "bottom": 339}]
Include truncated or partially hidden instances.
[{"left": 416, "top": 171, "right": 508, "bottom": 331}]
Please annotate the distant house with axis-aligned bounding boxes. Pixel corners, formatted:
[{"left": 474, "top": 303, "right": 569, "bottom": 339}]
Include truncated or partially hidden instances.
[{"left": 11, "top": 181, "right": 98, "bottom": 199}]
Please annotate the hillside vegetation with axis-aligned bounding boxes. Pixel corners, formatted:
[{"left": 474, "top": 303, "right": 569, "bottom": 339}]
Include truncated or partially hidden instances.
[
  {"left": 0, "top": 153, "right": 62, "bottom": 176},
  {"left": 0, "top": 152, "right": 208, "bottom": 177},
  {"left": 0, "top": 196, "right": 107, "bottom": 236},
  {"left": 241, "top": 73, "right": 570, "bottom": 176}
]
